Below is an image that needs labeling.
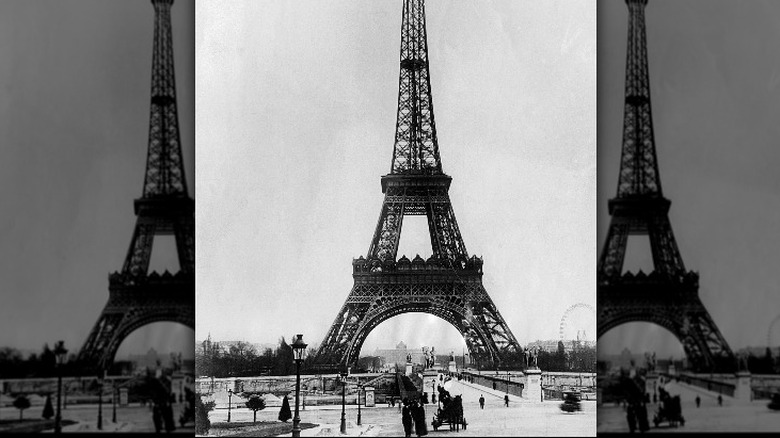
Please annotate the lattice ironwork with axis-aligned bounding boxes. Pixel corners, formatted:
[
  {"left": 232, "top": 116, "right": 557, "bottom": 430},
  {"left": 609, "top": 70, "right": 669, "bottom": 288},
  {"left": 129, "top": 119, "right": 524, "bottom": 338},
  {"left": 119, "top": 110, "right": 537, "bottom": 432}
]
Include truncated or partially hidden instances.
[
  {"left": 78, "top": 0, "right": 194, "bottom": 372},
  {"left": 315, "top": 0, "right": 521, "bottom": 371},
  {"left": 144, "top": 0, "right": 188, "bottom": 198},
  {"left": 391, "top": 0, "right": 442, "bottom": 175},
  {"left": 598, "top": 0, "right": 734, "bottom": 373}
]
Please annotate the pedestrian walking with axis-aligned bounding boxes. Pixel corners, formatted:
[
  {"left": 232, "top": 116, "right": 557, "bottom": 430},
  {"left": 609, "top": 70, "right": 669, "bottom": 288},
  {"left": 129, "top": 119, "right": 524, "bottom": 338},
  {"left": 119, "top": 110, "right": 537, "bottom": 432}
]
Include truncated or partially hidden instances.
[
  {"left": 152, "top": 403, "right": 163, "bottom": 433},
  {"left": 695, "top": 395, "right": 700, "bottom": 408},
  {"left": 412, "top": 400, "right": 428, "bottom": 436},
  {"left": 162, "top": 401, "right": 176, "bottom": 432},
  {"left": 401, "top": 399, "right": 413, "bottom": 438},
  {"left": 636, "top": 401, "right": 649, "bottom": 432},
  {"left": 626, "top": 402, "right": 636, "bottom": 433},
  {"left": 504, "top": 394, "right": 509, "bottom": 407},
  {"left": 717, "top": 394, "right": 723, "bottom": 406},
  {"left": 479, "top": 395, "right": 485, "bottom": 409}
]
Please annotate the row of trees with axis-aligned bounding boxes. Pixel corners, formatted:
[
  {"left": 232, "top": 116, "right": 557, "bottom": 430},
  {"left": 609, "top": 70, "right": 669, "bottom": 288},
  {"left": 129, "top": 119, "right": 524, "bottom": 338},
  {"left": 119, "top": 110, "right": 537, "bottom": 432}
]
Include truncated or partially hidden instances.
[
  {"left": 196, "top": 337, "right": 318, "bottom": 378},
  {"left": 197, "top": 337, "right": 596, "bottom": 377},
  {"left": 493, "top": 342, "right": 596, "bottom": 372},
  {"left": 744, "top": 348, "right": 779, "bottom": 374},
  {"left": 0, "top": 344, "right": 80, "bottom": 378}
]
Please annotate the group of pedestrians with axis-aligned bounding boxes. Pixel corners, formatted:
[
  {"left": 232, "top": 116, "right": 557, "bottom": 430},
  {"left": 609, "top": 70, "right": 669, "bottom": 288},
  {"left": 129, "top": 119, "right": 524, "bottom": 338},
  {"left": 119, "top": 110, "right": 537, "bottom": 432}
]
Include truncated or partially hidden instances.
[
  {"left": 625, "top": 400, "right": 650, "bottom": 433},
  {"left": 695, "top": 393, "right": 723, "bottom": 407},
  {"left": 401, "top": 398, "right": 428, "bottom": 437},
  {"left": 478, "top": 393, "right": 510, "bottom": 409}
]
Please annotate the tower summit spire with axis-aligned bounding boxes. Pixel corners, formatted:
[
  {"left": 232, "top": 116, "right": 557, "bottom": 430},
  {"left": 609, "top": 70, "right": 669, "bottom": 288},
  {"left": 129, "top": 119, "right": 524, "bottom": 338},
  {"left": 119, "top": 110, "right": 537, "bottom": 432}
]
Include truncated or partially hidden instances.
[
  {"left": 391, "top": 0, "right": 442, "bottom": 175},
  {"left": 600, "top": 0, "right": 682, "bottom": 281},
  {"left": 145, "top": 0, "right": 187, "bottom": 198},
  {"left": 618, "top": 0, "right": 662, "bottom": 198}
]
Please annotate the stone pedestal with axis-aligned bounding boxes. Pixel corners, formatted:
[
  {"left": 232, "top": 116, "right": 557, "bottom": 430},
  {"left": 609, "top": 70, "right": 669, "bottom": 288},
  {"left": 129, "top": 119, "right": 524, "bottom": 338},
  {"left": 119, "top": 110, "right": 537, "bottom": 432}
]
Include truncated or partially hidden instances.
[
  {"left": 645, "top": 371, "right": 659, "bottom": 398},
  {"left": 524, "top": 367, "right": 542, "bottom": 403},
  {"left": 405, "top": 363, "right": 413, "bottom": 375},
  {"left": 734, "top": 371, "right": 752, "bottom": 402},
  {"left": 448, "top": 361, "right": 457, "bottom": 372}
]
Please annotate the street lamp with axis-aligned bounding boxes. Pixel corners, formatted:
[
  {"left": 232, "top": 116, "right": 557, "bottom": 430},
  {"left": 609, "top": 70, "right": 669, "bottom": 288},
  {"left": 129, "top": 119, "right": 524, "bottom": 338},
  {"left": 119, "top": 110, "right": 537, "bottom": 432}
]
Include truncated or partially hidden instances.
[
  {"left": 112, "top": 380, "right": 117, "bottom": 423},
  {"left": 97, "top": 371, "right": 104, "bottom": 430},
  {"left": 291, "top": 334, "right": 308, "bottom": 438},
  {"left": 53, "top": 341, "right": 67, "bottom": 434},
  {"left": 356, "top": 383, "right": 362, "bottom": 426},
  {"left": 227, "top": 388, "right": 233, "bottom": 423},
  {"left": 339, "top": 371, "right": 348, "bottom": 434}
]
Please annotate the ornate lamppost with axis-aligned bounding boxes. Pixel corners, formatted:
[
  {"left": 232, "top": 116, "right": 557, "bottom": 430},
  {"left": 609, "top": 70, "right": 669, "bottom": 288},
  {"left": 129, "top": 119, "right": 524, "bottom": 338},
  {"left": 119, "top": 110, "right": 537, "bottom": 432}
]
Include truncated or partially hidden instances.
[
  {"left": 291, "top": 334, "right": 307, "bottom": 438},
  {"left": 97, "top": 370, "right": 104, "bottom": 430},
  {"left": 112, "top": 380, "right": 117, "bottom": 423},
  {"left": 53, "top": 341, "right": 67, "bottom": 434},
  {"left": 356, "top": 383, "right": 362, "bottom": 426},
  {"left": 227, "top": 388, "right": 233, "bottom": 422},
  {"left": 339, "top": 371, "right": 348, "bottom": 434}
]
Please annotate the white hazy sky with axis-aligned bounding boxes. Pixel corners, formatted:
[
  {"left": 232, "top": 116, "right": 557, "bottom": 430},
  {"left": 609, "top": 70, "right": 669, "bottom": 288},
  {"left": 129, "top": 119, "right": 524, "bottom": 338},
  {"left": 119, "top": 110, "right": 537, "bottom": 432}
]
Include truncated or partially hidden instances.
[
  {"left": 0, "top": 0, "right": 195, "bottom": 358},
  {"left": 598, "top": 0, "right": 780, "bottom": 357},
  {"left": 196, "top": 0, "right": 596, "bottom": 354}
]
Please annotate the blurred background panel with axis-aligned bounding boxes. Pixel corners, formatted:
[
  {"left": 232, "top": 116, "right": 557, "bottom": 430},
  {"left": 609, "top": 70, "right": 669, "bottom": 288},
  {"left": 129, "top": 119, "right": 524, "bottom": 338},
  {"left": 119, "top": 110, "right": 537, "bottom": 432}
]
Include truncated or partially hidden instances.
[
  {"left": 0, "top": 0, "right": 194, "bottom": 433},
  {"left": 597, "top": 0, "right": 780, "bottom": 433}
]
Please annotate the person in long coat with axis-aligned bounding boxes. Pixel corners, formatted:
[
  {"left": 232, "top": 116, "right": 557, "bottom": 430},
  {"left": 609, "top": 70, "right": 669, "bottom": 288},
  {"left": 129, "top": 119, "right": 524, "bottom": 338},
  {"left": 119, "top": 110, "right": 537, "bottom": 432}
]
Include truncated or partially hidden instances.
[
  {"left": 636, "top": 401, "right": 649, "bottom": 432},
  {"left": 626, "top": 402, "right": 636, "bottom": 433},
  {"left": 401, "top": 399, "right": 413, "bottom": 437},
  {"left": 413, "top": 400, "right": 428, "bottom": 436}
]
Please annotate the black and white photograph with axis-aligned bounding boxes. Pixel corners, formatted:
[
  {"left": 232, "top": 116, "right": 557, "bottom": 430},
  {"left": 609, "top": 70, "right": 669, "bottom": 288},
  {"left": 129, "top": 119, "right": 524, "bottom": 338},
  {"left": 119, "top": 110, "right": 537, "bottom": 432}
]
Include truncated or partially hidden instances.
[
  {"left": 0, "top": 0, "right": 195, "bottom": 433},
  {"left": 195, "top": 0, "right": 595, "bottom": 436},
  {"left": 596, "top": 0, "right": 780, "bottom": 433}
]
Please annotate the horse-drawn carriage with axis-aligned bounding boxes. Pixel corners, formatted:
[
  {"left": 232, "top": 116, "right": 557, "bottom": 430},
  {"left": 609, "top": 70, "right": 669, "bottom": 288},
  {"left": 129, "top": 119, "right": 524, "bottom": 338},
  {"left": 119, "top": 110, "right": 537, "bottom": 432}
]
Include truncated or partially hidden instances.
[
  {"left": 559, "top": 391, "right": 582, "bottom": 413},
  {"left": 653, "top": 390, "right": 685, "bottom": 428},
  {"left": 431, "top": 386, "right": 468, "bottom": 431}
]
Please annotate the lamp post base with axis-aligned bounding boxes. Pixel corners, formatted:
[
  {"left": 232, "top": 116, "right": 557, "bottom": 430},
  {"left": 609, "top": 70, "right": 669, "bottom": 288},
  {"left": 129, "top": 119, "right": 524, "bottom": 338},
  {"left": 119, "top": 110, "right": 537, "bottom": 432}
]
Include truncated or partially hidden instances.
[
  {"left": 340, "top": 416, "right": 347, "bottom": 434},
  {"left": 292, "top": 416, "right": 301, "bottom": 438}
]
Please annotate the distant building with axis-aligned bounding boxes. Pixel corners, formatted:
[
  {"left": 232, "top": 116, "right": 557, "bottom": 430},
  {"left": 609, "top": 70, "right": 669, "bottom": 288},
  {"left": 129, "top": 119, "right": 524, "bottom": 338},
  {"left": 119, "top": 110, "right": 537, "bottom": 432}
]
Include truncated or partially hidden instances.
[
  {"left": 373, "top": 341, "right": 429, "bottom": 369},
  {"left": 526, "top": 339, "right": 596, "bottom": 354}
]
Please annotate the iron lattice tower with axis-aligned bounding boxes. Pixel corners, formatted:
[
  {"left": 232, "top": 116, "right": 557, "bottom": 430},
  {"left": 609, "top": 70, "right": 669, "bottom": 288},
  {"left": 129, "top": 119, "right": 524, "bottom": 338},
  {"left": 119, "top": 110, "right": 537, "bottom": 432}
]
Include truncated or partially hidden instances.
[
  {"left": 314, "top": 0, "right": 522, "bottom": 372},
  {"left": 78, "top": 0, "right": 194, "bottom": 372},
  {"left": 598, "top": 0, "right": 734, "bottom": 372}
]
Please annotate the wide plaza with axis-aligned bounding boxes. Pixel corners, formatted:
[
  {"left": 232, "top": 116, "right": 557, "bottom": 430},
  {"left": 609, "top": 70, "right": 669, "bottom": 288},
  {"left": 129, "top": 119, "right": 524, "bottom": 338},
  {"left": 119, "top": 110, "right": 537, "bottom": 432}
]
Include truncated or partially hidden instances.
[
  {"left": 597, "top": 380, "right": 780, "bottom": 433},
  {"left": 206, "top": 378, "right": 595, "bottom": 437},
  {"left": 0, "top": 400, "right": 194, "bottom": 433}
]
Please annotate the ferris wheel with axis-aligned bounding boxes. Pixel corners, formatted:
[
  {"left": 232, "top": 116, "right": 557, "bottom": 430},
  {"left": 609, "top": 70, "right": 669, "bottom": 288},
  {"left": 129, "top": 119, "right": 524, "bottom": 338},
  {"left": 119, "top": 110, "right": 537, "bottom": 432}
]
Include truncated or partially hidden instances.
[{"left": 559, "top": 303, "right": 596, "bottom": 343}]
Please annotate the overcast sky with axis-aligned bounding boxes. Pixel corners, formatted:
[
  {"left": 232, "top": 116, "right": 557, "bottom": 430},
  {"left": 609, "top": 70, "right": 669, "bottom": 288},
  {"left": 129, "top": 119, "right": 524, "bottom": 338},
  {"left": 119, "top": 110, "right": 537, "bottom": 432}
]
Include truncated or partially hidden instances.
[
  {"left": 0, "top": 0, "right": 194, "bottom": 359},
  {"left": 196, "top": 0, "right": 595, "bottom": 355},
  {"left": 598, "top": 0, "right": 780, "bottom": 357}
]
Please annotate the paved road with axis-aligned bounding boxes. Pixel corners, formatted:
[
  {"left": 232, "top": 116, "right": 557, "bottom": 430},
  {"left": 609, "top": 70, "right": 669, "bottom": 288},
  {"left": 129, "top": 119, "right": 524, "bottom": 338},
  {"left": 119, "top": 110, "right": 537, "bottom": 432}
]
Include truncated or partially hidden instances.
[
  {"left": 211, "top": 378, "right": 595, "bottom": 436},
  {"left": 1, "top": 401, "right": 193, "bottom": 433},
  {"left": 597, "top": 381, "right": 780, "bottom": 433}
]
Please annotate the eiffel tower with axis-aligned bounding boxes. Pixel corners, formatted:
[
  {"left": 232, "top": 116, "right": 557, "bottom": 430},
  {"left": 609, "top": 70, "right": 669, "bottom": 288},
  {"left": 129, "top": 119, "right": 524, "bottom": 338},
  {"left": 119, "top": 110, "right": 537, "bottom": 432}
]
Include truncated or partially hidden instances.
[
  {"left": 314, "top": 0, "right": 522, "bottom": 372},
  {"left": 598, "top": 0, "right": 734, "bottom": 372},
  {"left": 77, "top": 0, "right": 194, "bottom": 372}
]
